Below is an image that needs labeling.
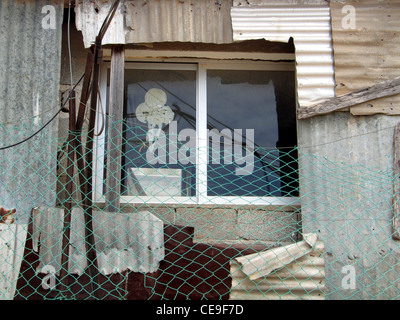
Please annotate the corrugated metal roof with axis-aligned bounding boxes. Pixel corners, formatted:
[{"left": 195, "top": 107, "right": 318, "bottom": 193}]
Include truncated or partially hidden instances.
[
  {"left": 230, "top": 3, "right": 335, "bottom": 108},
  {"left": 330, "top": 0, "right": 400, "bottom": 115},
  {"left": 230, "top": 241, "right": 325, "bottom": 300},
  {"left": 75, "top": 0, "right": 234, "bottom": 48},
  {"left": 0, "top": 0, "right": 63, "bottom": 224}
]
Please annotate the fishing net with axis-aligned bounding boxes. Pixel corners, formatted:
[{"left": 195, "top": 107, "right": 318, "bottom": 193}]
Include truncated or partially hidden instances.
[{"left": 1, "top": 112, "right": 399, "bottom": 300}]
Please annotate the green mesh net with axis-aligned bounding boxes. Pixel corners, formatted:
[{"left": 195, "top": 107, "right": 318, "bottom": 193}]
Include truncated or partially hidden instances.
[{"left": 0, "top": 115, "right": 399, "bottom": 300}]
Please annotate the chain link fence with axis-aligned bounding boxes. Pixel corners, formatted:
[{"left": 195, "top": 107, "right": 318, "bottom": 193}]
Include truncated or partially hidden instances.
[{"left": 0, "top": 114, "right": 399, "bottom": 300}]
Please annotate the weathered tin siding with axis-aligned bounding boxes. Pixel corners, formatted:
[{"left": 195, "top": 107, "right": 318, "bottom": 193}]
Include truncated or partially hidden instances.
[
  {"left": 0, "top": 0, "right": 64, "bottom": 223},
  {"left": 230, "top": 1, "right": 335, "bottom": 108},
  {"left": 230, "top": 0, "right": 400, "bottom": 300},
  {"left": 330, "top": 0, "right": 400, "bottom": 115},
  {"left": 75, "top": 0, "right": 234, "bottom": 48}
]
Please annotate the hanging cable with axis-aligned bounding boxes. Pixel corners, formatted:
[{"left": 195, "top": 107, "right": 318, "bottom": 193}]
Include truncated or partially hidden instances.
[{"left": 0, "top": 73, "right": 85, "bottom": 151}]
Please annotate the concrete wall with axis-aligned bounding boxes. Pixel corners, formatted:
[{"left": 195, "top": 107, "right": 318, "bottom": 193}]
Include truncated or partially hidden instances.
[
  {"left": 116, "top": 204, "right": 301, "bottom": 245},
  {"left": 0, "top": 0, "right": 64, "bottom": 224},
  {"left": 298, "top": 112, "right": 400, "bottom": 299}
]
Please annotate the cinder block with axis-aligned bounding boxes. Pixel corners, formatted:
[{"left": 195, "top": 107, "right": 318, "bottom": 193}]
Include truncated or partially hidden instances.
[
  {"left": 175, "top": 207, "right": 237, "bottom": 242},
  {"left": 237, "top": 209, "right": 299, "bottom": 243}
]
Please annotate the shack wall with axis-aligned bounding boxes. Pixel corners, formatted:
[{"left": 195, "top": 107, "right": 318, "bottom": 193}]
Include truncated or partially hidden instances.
[
  {"left": 0, "top": 0, "right": 64, "bottom": 224},
  {"left": 233, "top": 0, "right": 400, "bottom": 299},
  {"left": 57, "top": 0, "right": 400, "bottom": 299},
  {"left": 58, "top": 14, "right": 301, "bottom": 247}
]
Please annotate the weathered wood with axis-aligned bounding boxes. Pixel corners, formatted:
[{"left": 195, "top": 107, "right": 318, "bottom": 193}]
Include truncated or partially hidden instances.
[
  {"left": 83, "top": 37, "right": 102, "bottom": 298},
  {"left": 74, "top": 50, "right": 94, "bottom": 204},
  {"left": 298, "top": 76, "right": 400, "bottom": 119},
  {"left": 393, "top": 123, "right": 400, "bottom": 240},
  {"left": 79, "top": 2, "right": 122, "bottom": 296},
  {"left": 75, "top": 50, "right": 94, "bottom": 132},
  {"left": 59, "top": 90, "right": 76, "bottom": 294},
  {"left": 105, "top": 46, "right": 125, "bottom": 212}
]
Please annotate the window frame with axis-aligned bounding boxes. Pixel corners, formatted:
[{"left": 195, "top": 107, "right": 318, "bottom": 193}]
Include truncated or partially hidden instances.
[{"left": 94, "top": 57, "right": 300, "bottom": 206}]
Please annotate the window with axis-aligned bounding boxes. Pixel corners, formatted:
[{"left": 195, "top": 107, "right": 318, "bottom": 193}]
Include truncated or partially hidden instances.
[{"left": 95, "top": 59, "right": 298, "bottom": 205}]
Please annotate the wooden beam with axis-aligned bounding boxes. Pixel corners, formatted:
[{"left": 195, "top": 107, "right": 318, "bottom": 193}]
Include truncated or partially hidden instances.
[
  {"left": 298, "top": 76, "right": 400, "bottom": 120},
  {"left": 83, "top": 38, "right": 102, "bottom": 299},
  {"left": 59, "top": 90, "right": 76, "bottom": 295},
  {"left": 393, "top": 123, "right": 400, "bottom": 240},
  {"left": 105, "top": 45, "right": 125, "bottom": 212}
]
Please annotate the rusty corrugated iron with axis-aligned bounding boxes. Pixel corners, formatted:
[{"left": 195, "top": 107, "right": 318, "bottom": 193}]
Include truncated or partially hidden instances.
[{"left": 0, "top": 207, "right": 16, "bottom": 225}]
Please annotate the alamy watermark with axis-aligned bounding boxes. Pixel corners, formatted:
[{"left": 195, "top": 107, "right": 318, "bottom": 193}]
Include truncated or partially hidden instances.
[
  {"left": 341, "top": 265, "right": 356, "bottom": 290},
  {"left": 341, "top": 5, "right": 356, "bottom": 30},
  {"left": 41, "top": 264, "right": 57, "bottom": 290},
  {"left": 145, "top": 121, "right": 255, "bottom": 176},
  {"left": 135, "top": 88, "right": 255, "bottom": 176},
  {"left": 42, "top": 5, "right": 56, "bottom": 30}
]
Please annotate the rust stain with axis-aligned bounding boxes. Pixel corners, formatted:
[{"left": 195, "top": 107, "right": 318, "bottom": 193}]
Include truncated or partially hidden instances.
[{"left": 0, "top": 207, "right": 16, "bottom": 224}]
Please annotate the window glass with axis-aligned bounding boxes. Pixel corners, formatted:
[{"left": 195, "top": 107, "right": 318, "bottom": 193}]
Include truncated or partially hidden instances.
[
  {"left": 206, "top": 70, "right": 298, "bottom": 197},
  {"left": 122, "top": 68, "right": 197, "bottom": 197},
  {"left": 102, "top": 64, "right": 298, "bottom": 201}
]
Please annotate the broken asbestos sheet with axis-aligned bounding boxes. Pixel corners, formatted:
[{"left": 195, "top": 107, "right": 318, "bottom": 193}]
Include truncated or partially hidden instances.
[
  {"left": 0, "top": 220, "right": 27, "bottom": 300},
  {"left": 233, "top": 233, "right": 318, "bottom": 280},
  {"left": 31, "top": 207, "right": 165, "bottom": 276},
  {"left": 229, "top": 233, "right": 325, "bottom": 300}
]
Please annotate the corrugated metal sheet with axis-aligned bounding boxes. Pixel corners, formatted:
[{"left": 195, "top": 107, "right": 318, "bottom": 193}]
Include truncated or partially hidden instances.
[
  {"left": 232, "top": 0, "right": 328, "bottom": 5},
  {"left": 0, "top": 0, "right": 63, "bottom": 298},
  {"left": 0, "top": 0, "right": 63, "bottom": 224},
  {"left": 32, "top": 207, "right": 165, "bottom": 276},
  {"left": 230, "top": 3, "right": 335, "bottom": 108},
  {"left": 230, "top": 241, "right": 325, "bottom": 300},
  {"left": 330, "top": 0, "right": 400, "bottom": 115},
  {"left": 0, "top": 223, "right": 27, "bottom": 300},
  {"left": 75, "top": 0, "right": 233, "bottom": 48}
]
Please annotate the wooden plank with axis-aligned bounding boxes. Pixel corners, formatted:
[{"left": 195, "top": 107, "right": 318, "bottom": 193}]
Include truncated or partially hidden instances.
[
  {"left": 298, "top": 76, "right": 400, "bottom": 119},
  {"left": 83, "top": 38, "right": 102, "bottom": 299},
  {"left": 393, "top": 123, "right": 400, "bottom": 240},
  {"left": 59, "top": 90, "right": 76, "bottom": 294},
  {"left": 74, "top": 50, "right": 94, "bottom": 203},
  {"left": 105, "top": 45, "right": 125, "bottom": 212}
]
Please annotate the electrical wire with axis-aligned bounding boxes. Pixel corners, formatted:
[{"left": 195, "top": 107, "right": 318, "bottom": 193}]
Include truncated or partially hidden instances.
[{"left": 98, "top": 0, "right": 121, "bottom": 40}]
